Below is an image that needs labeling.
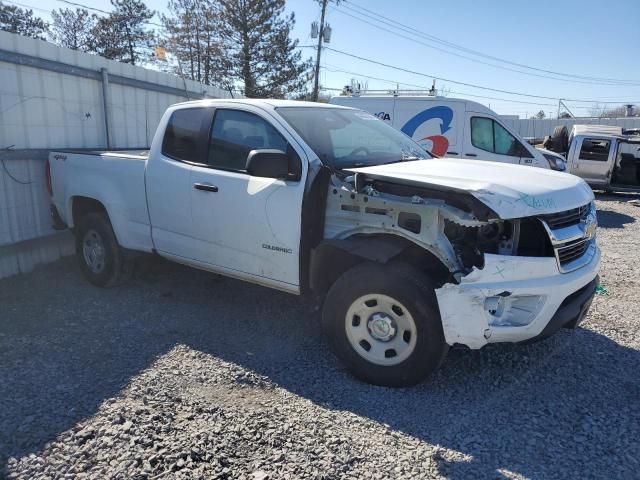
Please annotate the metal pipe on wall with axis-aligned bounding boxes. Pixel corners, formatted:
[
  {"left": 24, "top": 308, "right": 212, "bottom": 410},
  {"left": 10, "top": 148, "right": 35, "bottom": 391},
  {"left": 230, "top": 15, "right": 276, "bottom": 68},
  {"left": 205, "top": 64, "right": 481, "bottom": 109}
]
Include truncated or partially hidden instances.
[{"left": 100, "top": 68, "right": 112, "bottom": 150}]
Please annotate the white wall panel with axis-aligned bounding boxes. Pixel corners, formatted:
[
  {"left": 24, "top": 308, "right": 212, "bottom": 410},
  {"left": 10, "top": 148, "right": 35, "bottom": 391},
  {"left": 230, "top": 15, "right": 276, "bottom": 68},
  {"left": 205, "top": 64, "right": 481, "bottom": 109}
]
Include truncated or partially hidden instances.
[
  {"left": 502, "top": 117, "right": 640, "bottom": 138},
  {"left": 0, "top": 31, "right": 234, "bottom": 151},
  {"left": 0, "top": 31, "right": 235, "bottom": 277}
]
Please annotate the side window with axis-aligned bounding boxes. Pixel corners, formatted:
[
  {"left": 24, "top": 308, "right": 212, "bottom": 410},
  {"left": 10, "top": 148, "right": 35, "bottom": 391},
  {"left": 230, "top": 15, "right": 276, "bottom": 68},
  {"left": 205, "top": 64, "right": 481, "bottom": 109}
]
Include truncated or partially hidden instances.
[
  {"left": 161, "top": 108, "right": 209, "bottom": 162},
  {"left": 579, "top": 138, "right": 611, "bottom": 161},
  {"left": 493, "top": 122, "right": 517, "bottom": 155},
  {"left": 208, "top": 109, "right": 288, "bottom": 171},
  {"left": 471, "top": 117, "right": 522, "bottom": 156},
  {"left": 470, "top": 117, "right": 494, "bottom": 152}
]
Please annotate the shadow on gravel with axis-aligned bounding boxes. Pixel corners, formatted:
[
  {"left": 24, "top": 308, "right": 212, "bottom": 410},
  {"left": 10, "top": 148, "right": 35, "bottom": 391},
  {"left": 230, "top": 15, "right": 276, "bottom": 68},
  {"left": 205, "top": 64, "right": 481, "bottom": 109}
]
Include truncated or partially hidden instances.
[
  {"left": 596, "top": 209, "right": 635, "bottom": 228},
  {"left": 2, "top": 256, "right": 639, "bottom": 478}
]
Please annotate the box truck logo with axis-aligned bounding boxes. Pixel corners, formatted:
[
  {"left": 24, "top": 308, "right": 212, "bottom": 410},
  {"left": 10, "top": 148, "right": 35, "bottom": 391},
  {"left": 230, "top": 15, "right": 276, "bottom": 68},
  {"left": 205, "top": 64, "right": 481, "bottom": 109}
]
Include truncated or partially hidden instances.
[
  {"left": 401, "top": 106, "right": 453, "bottom": 157},
  {"left": 374, "top": 112, "right": 391, "bottom": 121}
]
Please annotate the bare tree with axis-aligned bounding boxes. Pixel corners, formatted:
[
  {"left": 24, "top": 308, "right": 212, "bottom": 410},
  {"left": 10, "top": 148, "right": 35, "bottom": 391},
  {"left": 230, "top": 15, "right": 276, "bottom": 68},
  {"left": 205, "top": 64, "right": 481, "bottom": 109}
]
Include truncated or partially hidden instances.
[{"left": 589, "top": 103, "right": 628, "bottom": 119}]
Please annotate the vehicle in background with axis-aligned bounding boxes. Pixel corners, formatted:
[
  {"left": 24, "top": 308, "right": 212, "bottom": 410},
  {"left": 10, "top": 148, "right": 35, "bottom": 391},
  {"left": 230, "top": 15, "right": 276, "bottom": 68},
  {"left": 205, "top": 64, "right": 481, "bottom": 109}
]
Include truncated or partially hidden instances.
[
  {"left": 47, "top": 99, "right": 599, "bottom": 387},
  {"left": 532, "top": 125, "right": 640, "bottom": 192},
  {"left": 329, "top": 93, "right": 567, "bottom": 171}
]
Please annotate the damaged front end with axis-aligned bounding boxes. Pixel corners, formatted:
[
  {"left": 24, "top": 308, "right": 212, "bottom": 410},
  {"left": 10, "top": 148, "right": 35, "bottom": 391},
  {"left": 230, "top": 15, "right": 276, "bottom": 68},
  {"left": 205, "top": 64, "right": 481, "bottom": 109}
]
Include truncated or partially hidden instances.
[
  {"left": 324, "top": 171, "right": 552, "bottom": 280},
  {"left": 324, "top": 170, "right": 600, "bottom": 349}
]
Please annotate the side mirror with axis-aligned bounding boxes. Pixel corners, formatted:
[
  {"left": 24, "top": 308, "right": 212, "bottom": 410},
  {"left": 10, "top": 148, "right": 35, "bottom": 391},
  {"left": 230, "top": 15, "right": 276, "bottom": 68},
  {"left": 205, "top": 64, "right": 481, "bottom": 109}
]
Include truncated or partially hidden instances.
[{"left": 246, "top": 149, "right": 301, "bottom": 180}]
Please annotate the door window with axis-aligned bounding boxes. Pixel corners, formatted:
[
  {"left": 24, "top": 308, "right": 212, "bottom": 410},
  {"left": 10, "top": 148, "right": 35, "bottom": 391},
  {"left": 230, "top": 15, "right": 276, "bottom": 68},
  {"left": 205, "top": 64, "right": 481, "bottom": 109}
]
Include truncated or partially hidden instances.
[
  {"left": 579, "top": 138, "right": 611, "bottom": 161},
  {"left": 208, "top": 109, "right": 288, "bottom": 171},
  {"left": 493, "top": 122, "right": 517, "bottom": 155},
  {"left": 470, "top": 117, "right": 494, "bottom": 152},
  {"left": 471, "top": 117, "right": 523, "bottom": 156},
  {"left": 161, "top": 108, "right": 210, "bottom": 162}
]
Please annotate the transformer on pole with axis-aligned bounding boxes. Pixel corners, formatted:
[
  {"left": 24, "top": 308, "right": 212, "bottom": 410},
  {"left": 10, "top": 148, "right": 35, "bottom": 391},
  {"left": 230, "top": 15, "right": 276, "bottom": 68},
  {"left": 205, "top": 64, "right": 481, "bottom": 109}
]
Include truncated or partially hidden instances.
[{"left": 312, "top": 0, "right": 330, "bottom": 102}]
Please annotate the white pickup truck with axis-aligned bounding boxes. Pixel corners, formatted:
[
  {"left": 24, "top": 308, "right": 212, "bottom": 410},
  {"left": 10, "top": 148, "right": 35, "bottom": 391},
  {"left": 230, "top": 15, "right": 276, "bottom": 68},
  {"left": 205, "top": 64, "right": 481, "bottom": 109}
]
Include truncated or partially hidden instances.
[{"left": 47, "top": 99, "right": 600, "bottom": 387}]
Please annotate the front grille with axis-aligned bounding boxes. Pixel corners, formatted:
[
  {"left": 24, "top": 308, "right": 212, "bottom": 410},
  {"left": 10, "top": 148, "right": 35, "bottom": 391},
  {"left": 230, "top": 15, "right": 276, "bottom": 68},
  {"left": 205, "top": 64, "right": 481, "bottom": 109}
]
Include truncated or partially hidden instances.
[
  {"left": 557, "top": 238, "right": 590, "bottom": 266},
  {"left": 539, "top": 204, "right": 589, "bottom": 229}
]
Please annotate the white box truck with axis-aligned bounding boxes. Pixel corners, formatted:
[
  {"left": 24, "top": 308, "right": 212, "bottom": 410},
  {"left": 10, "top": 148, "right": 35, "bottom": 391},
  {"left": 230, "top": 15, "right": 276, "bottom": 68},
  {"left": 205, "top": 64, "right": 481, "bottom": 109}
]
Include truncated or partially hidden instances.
[{"left": 330, "top": 94, "right": 567, "bottom": 171}]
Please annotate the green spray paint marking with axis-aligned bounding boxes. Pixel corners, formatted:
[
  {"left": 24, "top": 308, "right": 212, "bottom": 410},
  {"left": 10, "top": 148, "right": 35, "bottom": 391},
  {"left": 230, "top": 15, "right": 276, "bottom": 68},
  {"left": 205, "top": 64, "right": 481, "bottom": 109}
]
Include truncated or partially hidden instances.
[{"left": 515, "top": 193, "right": 556, "bottom": 210}]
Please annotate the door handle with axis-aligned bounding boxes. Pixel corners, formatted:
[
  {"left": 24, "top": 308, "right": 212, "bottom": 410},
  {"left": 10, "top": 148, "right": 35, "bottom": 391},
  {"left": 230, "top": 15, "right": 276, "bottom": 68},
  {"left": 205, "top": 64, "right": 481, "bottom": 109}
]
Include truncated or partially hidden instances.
[
  {"left": 464, "top": 153, "right": 477, "bottom": 157},
  {"left": 194, "top": 183, "right": 218, "bottom": 193},
  {"left": 447, "top": 151, "right": 459, "bottom": 156}
]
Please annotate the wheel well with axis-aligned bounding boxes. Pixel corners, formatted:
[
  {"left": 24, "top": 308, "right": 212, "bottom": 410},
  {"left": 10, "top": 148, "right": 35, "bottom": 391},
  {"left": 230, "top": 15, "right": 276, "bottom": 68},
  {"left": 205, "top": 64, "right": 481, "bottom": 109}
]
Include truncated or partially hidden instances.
[
  {"left": 72, "top": 196, "right": 107, "bottom": 227},
  {"left": 309, "top": 234, "right": 451, "bottom": 294}
]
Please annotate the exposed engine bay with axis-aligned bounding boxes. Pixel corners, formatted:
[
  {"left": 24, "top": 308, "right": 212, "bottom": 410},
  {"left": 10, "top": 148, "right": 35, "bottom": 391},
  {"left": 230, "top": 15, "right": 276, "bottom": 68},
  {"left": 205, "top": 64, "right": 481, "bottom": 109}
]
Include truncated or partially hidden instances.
[{"left": 324, "top": 172, "right": 555, "bottom": 281}]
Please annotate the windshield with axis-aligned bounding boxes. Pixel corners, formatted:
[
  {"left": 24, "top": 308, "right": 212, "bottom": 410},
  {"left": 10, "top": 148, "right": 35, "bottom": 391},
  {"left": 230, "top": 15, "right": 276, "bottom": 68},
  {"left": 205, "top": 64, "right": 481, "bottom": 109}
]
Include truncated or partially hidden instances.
[{"left": 276, "top": 106, "right": 431, "bottom": 169}]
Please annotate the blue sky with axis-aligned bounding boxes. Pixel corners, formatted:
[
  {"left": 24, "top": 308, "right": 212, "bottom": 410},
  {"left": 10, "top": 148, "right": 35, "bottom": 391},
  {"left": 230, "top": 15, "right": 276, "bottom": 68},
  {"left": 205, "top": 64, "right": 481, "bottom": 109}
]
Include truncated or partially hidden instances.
[{"left": 16, "top": 0, "right": 640, "bottom": 117}]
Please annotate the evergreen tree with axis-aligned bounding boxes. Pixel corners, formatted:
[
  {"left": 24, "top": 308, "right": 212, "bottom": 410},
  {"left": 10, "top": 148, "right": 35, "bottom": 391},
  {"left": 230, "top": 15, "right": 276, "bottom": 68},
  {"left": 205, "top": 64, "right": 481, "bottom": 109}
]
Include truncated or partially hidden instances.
[
  {"left": 216, "top": 0, "right": 312, "bottom": 98},
  {"left": 91, "top": 0, "right": 155, "bottom": 65},
  {"left": 161, "top": 0, "right": 224, "bottom": 85},
  {"left": 0, "top": 1, "right": 48, "bottom": 39},
  {"left": 50, "top": 8, "right": 95, "bottom": 51}
]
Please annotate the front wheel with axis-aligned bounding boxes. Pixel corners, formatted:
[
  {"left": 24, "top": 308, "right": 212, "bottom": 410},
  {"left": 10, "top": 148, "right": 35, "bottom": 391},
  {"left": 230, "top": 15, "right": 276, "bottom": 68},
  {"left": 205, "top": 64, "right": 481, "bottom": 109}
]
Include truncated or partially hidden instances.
[{"left": 322, "top": 262, "right": 448, "bottom": 387}]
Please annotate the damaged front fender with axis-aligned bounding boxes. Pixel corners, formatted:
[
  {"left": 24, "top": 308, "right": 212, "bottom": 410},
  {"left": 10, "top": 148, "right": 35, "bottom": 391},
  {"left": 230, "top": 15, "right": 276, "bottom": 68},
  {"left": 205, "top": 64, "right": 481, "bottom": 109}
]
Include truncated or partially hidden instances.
[{"left": 323, "top": 183, "right": 489, "bottom": 272}]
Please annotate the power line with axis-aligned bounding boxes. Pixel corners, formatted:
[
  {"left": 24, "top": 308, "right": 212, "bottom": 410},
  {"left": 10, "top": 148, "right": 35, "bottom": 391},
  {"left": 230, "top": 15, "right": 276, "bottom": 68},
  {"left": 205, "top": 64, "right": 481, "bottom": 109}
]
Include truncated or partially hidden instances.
[
  {"left": 323, "top": 64, "right": 607, "bottom": 112},
  {"left": 344, "top": 0, "right": 640, "bottom": 86},
  {"left": 55, "top": 0, "right": 164, "bottom": 27},
  {"left": 2, "top": 0, "right": 52, "bottom": 14},
  {"left": 323, "top": 64, "right": 561, "bottom": 107},
  {"left": 316, "top": 45, "right": 640, "bottom": 104},
  {"left": 12, "top": 0, "right": 166, "bottom": 29},
  {"left": 336, "top": 6, "right": 640, "bottom": 87},
  {"left": 55, "top": 0, "right": 110, "bottom": 15}
]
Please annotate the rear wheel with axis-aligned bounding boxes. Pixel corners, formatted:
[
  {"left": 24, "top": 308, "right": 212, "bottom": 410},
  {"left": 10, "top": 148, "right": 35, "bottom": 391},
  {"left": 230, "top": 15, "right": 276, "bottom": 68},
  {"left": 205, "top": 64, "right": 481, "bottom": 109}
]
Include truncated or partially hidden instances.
[
  {"left": 322, "top": 262, "right": 448, "bottom": 387},
  {"left": 75, "top": 212, "right": 132, "bottom": 287}
]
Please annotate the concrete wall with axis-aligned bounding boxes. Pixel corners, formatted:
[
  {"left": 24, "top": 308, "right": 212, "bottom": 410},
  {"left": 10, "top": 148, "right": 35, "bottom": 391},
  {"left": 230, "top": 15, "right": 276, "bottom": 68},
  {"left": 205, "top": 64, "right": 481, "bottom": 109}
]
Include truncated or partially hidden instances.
[{"left": 0, "top": 32, "right": 235, "bottom": 278}]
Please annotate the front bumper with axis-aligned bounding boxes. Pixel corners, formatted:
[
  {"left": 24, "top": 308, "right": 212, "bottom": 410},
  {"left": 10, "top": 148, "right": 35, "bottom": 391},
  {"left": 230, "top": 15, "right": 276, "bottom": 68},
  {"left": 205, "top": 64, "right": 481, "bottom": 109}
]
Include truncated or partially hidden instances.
[
  {"left": 435, "top": 246, "right": 601, "bottom": 349},
  {"left": 519, "top": 276, "right": 597, "bottom": 344}
]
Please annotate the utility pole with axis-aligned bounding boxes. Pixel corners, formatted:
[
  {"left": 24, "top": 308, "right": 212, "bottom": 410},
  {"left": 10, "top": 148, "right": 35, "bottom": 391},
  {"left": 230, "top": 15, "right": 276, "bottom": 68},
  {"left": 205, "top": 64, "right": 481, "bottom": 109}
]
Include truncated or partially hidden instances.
[{"left": 312, "top": 0, "right": 329, "bottom": 102}]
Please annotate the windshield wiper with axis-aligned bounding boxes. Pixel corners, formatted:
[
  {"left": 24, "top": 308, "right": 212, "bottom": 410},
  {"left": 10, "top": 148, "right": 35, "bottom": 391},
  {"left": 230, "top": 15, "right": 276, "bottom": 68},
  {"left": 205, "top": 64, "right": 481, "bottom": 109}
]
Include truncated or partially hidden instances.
[{"left": 382, "top": 156, "right": 424, "bottom": 165}]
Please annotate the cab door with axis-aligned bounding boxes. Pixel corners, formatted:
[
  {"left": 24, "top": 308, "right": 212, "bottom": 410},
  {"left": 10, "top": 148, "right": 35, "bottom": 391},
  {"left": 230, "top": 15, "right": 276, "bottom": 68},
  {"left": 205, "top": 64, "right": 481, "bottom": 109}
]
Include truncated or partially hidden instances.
[
  {"left": 188, "top": 106, "right": 307, "bottom": 292},
  {"left": 146, "top": 107, "right": 212, "bottom": 259},
  {"left": 463, "top": 114, "right": 531, "bottom": 165},
  {"left": 571, "top": 136, "right": 613, "bottom": 186}
]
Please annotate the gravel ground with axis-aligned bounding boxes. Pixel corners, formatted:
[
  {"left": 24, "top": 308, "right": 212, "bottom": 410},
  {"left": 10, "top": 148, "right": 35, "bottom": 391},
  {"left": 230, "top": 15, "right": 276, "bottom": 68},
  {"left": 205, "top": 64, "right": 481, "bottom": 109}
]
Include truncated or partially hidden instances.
[{"left": 1, "top": 194, "right": 639, "bottom": 480}]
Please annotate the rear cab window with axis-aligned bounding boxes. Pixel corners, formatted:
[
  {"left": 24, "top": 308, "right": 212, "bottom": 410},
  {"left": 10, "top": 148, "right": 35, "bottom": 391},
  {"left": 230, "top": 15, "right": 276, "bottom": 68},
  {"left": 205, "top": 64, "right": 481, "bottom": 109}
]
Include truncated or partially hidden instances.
[
  {"left": 579, "top": 138, "right": 611, "bottom": 161},
  {"left": 161, "top": 108, "right": 211, "bottom": 163}
]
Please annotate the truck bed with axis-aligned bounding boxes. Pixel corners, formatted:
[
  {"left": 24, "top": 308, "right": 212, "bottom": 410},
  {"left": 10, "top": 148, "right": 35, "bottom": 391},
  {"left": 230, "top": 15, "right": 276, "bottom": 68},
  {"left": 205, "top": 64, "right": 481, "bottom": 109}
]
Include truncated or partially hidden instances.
[{"left": 49, "top": 150, "right": 153, "bottom": 253}]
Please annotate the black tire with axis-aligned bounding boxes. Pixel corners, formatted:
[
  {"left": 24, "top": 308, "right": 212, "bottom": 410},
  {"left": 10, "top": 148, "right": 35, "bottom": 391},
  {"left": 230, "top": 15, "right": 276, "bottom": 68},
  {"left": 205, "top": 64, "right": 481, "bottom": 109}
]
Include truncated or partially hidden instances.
[
  {"left": 75, "top": 212, "right": 132, "bottom": 287},
  {"left": 552, "top": 125, "right": 569, "bottom": 152},
  {"left": 322, "top": 262, "right": 448, "bottom": 387}
]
